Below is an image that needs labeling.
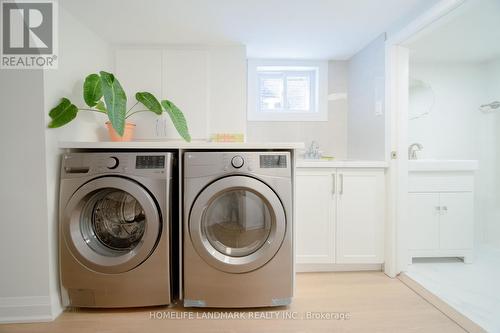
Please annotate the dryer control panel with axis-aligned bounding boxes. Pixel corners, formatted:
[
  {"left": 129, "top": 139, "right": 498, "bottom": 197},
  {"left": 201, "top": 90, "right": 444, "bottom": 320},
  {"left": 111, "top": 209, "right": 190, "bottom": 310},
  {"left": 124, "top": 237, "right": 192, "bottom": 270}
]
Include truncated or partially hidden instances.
[
  {"left": 259, "top": 154, "right": 287, "bottom": 168},
  {"left": 184, "top": 151, "right": 291, "bottom": 179}
]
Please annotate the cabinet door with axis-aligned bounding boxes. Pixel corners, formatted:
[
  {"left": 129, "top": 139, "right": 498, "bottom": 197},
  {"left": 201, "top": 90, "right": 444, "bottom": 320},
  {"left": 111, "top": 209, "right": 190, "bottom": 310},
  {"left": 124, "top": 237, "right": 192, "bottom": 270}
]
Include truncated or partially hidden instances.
[
  {"left": 163, "top": 49, "right": 209, "bottom": 140},
  {"left": 408, "top": 193, "right": 440, "bottom": 250},
  {"left": 295, "top": 170, "right": 336, "bottom": 264},
  {"left": 439, "top": 192, "right": 474, "bottom": 250},
  {"left": 336, "top": 169, "right": 385, "bottom": 264},
  {"left": 115, "top": 49, "right": 163, "bottom": 139},
  {"left": 115, "top": 48, "right": 211, "bottom": 140}
]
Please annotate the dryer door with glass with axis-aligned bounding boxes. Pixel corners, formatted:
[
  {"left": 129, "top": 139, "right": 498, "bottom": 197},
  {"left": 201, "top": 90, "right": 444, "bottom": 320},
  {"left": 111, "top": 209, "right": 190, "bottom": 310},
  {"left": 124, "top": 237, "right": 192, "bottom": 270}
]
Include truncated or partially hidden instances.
[
  {"left": 62, "top": 176, "right": 161, "bottom": 274},
  {"left": 189, "top": 175, "right": 286, "bottom": 273}
]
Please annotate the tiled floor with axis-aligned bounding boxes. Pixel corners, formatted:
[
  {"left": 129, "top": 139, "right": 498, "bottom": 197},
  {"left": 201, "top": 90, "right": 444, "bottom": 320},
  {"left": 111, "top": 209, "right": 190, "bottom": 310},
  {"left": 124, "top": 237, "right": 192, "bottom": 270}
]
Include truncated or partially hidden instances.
[
  {"left": 0, "top": 272, "right": 465, "bottom": 333},
  {"left": 407, "top": 245, "right": 500, "bottom": 333}
]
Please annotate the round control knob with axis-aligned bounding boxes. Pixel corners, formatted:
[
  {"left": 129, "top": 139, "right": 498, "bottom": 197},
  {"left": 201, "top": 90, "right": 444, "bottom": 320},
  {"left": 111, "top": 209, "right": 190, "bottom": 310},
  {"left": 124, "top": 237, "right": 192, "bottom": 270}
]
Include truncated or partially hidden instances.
[
  {"left": 106, "top": 157, "right": 119, "bottom": 169},
  {"left": 231, "top": 155, "right": 244, "bottom": 168}
]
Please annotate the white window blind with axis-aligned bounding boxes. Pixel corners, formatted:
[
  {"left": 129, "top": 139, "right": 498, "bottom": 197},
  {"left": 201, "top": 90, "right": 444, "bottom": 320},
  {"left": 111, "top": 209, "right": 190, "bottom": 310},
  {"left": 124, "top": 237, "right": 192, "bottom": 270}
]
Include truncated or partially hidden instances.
[
  {"left": 259, "top": 74, "right": 284, "bottom": 110},
  {"left": 286, "top": 74, "right": 311, "bottom": 111}
]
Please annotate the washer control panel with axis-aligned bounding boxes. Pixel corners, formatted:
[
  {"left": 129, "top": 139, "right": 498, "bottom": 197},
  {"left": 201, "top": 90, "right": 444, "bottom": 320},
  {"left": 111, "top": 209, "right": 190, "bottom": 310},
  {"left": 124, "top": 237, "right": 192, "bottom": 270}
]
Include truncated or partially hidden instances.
[
  {"left": 231, "top": 155, "right": 245, "bottom": 168},
  {"left": 135, "top": 155, "right": 166, "bottom": 169},
  {"left": 61, "top": 153, "right": 173, "bottom": 179},
  {"left": 106, "top": 157, "right": 119, "bottom": 169}
]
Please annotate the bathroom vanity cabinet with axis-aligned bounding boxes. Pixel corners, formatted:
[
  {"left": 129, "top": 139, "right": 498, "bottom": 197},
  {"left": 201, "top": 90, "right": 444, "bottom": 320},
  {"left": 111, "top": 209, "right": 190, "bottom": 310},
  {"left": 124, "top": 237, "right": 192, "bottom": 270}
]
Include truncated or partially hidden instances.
[{"left": 407, "top": 160, "right": 478, "bottom": 263}]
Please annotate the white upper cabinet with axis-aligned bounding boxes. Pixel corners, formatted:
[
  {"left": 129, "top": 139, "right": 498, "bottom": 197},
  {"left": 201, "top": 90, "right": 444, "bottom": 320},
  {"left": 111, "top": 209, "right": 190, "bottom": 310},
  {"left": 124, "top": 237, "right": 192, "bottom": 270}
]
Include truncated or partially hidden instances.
[
  {"left": 115, "top": 45, "right": 246, "bottom": 140},
  {"left": 295, "top": 170, "right": 335, "bottom": 264},
  {"left": 208, "top": 46, "right": 247, "bottom": 135},
  {"left": 163, "top": 49, "right": 209, "bottom": 139},
  {"left": 115, "top": 49, "right": 164, "bottom": 139}
]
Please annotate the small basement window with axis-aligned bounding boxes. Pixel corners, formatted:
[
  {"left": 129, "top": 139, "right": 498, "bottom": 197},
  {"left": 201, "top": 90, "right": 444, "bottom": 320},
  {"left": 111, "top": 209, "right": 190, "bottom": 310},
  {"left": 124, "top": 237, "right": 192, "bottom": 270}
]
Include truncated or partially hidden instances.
[{"left": 248, "top": 60, "right": 328, "bottom": 121}]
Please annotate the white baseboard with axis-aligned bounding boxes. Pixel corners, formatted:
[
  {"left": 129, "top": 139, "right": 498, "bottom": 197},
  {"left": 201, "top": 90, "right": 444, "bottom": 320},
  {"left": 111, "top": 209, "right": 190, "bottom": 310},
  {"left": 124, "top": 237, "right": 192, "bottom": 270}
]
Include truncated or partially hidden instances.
[
  {"left": 50, "top": 290, "right": 63, "bottom": 321},
  {"left": 296, "top": 263, "right": 382, "bottom": 272},
  {"left": 0, "top": 296, "right": 55, "bottom": 324}
]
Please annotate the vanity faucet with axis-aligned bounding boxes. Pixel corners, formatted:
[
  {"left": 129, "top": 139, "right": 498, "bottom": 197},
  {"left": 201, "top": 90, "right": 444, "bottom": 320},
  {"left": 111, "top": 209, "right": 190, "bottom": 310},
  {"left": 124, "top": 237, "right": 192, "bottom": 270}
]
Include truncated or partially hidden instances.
[{"left": 408, "top": 143, "right": 423, "bottom": 160}]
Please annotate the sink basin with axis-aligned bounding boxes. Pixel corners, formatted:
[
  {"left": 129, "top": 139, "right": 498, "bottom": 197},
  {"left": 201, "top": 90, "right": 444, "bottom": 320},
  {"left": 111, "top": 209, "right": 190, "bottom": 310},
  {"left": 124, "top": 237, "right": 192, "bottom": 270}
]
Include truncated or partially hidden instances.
[{"left": 408, "top": 159, "right": 479, "bottom": 172}]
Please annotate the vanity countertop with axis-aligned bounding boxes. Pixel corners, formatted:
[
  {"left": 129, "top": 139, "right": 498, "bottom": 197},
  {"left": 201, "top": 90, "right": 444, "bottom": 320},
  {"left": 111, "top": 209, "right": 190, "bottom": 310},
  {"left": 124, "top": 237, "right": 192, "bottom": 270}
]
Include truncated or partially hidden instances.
[
  {"left": 296, "top": 159, "right": 389, "bottom": 168},
  {"left": 408, "top": 159, "right": 479, "bottom": 172}
]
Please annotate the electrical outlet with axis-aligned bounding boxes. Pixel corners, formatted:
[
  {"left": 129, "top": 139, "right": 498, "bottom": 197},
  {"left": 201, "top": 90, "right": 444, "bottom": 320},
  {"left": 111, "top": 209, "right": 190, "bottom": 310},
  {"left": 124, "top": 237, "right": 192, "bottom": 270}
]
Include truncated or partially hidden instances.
[{"left": 375, "top": 101, "right": 384, "bottom": 116}]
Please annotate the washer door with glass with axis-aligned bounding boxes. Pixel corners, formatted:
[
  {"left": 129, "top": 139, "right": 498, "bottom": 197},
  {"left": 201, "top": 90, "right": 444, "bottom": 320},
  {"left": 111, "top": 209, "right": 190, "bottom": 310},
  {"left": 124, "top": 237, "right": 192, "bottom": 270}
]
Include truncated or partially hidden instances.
[
  {"left": 189, "top": 176, "right": 286, "bottom": 273},
  {"left": 63, "top": 177, "right": 161, "bottom": 274}
]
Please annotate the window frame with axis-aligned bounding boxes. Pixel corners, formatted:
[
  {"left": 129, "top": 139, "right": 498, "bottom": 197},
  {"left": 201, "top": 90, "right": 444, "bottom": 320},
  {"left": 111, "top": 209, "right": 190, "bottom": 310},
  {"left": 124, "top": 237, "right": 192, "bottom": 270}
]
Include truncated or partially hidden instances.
[{"left": 248, "top": 59, "right": 328, "bottom": 122}]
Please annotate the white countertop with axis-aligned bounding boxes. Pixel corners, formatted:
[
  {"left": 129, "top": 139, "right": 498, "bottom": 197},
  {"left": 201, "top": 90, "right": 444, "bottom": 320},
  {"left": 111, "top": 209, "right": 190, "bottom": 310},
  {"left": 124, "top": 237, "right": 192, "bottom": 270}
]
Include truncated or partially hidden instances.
[
  {"left": 296, "top": 159, "right": 389, "bottom": 168},
  {"left": 409, "top": 159, "right": 479, "bottom": 172},
  {"left": 59, "top": 140, "right": 305, "bottom": 150}
]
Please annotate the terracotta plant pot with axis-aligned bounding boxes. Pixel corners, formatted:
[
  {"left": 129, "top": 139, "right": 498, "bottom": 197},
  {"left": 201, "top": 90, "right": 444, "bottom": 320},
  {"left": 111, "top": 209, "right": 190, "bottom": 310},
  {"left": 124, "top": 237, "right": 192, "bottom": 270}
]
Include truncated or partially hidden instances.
[{"left": 106, "top": 122, "right": 135, "bottom": 142}]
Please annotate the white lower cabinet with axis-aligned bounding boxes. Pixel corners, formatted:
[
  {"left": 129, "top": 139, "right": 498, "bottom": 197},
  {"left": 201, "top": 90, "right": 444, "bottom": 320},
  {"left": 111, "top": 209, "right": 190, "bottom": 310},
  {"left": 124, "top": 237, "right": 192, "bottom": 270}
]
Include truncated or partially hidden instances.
[
  {"left": 439, "top": 192, "right": 474, "bottom": 250},
  {"left": 336, "top": 170, "right": 385, "bottom": 264},
  {"left": 408, "top": 193, "right": 440, "bottom": 250},
  {"left": 296, "top": 171, "right": 335, "bottom": 264},
  {"left": 408, "top": 190, "right": 474, "bottom": 262},
  {"left": 296, "top": 168, "right": 385, "bottom": 268}
]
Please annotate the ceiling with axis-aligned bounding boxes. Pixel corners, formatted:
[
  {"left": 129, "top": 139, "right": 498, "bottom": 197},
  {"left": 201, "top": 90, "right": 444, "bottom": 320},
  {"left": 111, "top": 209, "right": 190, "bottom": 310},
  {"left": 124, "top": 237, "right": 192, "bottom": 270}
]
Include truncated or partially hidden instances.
[
  {"left": 408, "top": 0, "right": 500, "bottom": 63},
  {"left": 61, "top": 0, "right": 438, "bottom": 60}
]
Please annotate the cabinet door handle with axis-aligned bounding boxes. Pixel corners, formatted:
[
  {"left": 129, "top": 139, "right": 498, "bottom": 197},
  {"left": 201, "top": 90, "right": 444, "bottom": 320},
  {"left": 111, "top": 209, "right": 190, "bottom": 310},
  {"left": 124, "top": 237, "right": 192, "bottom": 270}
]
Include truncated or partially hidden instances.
[
  {"left": 442, "top": 206, "right": 448, "bottom": 213},
  {"left": 435, "top": 206, "right": 441, "bottom": 214},
  {"left": 332, "top": 174, "right": 336, "bottom": 195},
  {"left": 339, "top": 174, "right": 344, "bottom": 195}
]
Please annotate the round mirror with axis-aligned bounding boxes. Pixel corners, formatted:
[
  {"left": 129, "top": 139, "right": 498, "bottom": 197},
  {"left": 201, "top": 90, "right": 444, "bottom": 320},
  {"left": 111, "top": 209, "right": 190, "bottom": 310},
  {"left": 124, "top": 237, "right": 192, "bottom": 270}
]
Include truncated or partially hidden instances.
[{"left": 409, "top": 78, "right": 435, "bottom": 120}]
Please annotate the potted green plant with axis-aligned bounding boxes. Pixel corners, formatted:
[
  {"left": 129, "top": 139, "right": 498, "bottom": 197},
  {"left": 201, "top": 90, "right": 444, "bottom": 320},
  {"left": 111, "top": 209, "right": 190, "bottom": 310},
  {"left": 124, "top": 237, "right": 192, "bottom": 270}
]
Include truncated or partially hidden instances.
[{"left": 47, "top": 71, "right": 191, "bottom": 142}]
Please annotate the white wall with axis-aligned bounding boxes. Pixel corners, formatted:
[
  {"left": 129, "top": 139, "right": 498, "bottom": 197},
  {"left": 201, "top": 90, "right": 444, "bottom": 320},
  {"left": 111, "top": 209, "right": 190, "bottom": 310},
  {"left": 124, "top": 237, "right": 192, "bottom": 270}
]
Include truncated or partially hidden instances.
[
  {"left": 247, "top": 60, "right": 348, "bottom": 159},
  {"left": 408, "top": 63, "right": 489, "bottom": 159},
  {"left": 347, "top": 34, "right": 386, "bottom": 160},
  {"left": 0, "top": 70, "right": 52, "bottom": 322},
  {"left": 0, "top": 5, "right": 113, "bottom": 323},
  {"left": 43, "top": 5, "right": 113, "bottom": 320},
  {"left": 408, "top": 61, "right": 498, "bottom": 246},
  {"left": 481, "top": 58, "right": 500, "bottom": 246},
  {"left": 114, "top": 45, "right": 246, "bottom": 140}
]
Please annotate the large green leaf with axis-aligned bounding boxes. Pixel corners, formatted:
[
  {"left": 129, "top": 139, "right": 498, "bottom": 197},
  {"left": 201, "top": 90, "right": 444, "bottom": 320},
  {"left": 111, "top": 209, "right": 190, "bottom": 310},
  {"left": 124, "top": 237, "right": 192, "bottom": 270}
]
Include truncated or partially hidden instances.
[
  {"left": 94, "top": 100, "right": 107, "bottom": 113},
  {"left": 99, "top": 71, "right": 127, "bottom": 136},
  {"left": 48, "top": 98, "right": 78, "bottom": 128},
  {"left": 161, "top": 100, "right": 191, "bottom": 142},
  {"left": 83, "top": 74, "right": 102, "bottom": 107},
  {"left": 135, "top": 92, "right": 162, "bottom": 115}
]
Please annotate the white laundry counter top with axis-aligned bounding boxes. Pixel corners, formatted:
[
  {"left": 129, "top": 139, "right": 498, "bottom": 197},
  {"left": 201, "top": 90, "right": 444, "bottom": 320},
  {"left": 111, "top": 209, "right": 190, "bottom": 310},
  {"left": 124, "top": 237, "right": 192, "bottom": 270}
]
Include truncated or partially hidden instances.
[{"left": 59, "top": 141, "right": 305, "bottom": 150}]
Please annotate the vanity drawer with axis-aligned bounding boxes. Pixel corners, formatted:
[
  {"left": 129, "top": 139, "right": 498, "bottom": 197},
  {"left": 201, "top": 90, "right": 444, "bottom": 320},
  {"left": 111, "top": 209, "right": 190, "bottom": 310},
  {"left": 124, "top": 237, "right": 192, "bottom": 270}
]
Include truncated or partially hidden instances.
[{"left": 408, "top": 172, "right": 474, "bottom": 192}]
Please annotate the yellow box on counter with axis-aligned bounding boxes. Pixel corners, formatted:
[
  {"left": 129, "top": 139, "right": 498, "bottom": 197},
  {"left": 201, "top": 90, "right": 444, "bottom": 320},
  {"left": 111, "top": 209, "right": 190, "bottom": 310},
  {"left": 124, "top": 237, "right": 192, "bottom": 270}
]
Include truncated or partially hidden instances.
[{"left": 209, "top": 133, "right": 245, "bottom": 143}]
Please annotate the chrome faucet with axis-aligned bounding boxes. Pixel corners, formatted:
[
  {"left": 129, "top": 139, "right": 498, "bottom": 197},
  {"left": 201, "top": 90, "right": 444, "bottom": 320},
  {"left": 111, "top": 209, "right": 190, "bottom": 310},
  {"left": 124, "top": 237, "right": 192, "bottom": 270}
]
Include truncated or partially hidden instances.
[
  {"left": 305, "top": 141, "right": 321, "bottom": 159},
  {"left": 408, "top": 143, "right": 423, "bottom": 160}
]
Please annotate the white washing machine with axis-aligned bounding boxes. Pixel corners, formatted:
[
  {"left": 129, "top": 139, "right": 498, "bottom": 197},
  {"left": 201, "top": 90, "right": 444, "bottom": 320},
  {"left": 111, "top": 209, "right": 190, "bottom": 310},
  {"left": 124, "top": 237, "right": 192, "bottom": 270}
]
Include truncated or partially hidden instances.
[
  {"left": 59, "top": 152, "right": 174, "bottom": 307},
  {"left": 183, "top": 151, "right": 293, "bottom": 308}
]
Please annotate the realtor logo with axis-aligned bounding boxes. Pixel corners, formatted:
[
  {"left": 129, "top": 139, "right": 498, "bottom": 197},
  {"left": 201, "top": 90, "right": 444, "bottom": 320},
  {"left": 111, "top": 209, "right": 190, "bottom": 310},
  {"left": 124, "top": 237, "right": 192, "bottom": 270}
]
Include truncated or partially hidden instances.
[{"left": 1, "top": 0, "right": 58, "bottom": 69}]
